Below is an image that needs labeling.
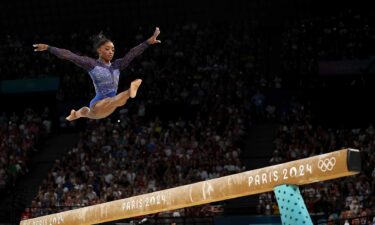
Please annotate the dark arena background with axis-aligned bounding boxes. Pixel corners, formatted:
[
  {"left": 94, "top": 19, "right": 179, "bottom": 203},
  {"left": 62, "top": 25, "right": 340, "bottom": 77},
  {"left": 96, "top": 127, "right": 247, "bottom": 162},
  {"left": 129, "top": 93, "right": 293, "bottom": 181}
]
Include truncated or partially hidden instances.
[{"left": 0, "top": 0, "right": 374, "bottom": 224}]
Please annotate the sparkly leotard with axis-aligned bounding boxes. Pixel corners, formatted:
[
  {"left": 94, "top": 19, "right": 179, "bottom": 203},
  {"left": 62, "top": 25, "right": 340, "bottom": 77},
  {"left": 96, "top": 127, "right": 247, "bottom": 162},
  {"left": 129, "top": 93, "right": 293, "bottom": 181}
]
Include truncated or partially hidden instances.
[{"left": 48, "top": 42, "right": 148, "bottom": 108}]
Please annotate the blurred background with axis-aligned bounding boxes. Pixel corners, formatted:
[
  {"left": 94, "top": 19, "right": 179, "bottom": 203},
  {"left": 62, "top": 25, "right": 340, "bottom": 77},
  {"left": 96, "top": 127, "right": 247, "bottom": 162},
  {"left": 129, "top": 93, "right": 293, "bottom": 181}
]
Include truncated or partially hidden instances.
[{"left": 0, "top": 0, "right": 374, "bottom": 224}]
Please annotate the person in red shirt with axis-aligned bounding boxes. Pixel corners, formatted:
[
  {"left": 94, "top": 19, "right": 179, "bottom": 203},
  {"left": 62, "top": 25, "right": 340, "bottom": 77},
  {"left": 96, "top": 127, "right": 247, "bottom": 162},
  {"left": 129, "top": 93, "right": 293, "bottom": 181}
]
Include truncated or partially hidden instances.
[{"left": 21, "top": 208, "right": 32, "bottom": 220}]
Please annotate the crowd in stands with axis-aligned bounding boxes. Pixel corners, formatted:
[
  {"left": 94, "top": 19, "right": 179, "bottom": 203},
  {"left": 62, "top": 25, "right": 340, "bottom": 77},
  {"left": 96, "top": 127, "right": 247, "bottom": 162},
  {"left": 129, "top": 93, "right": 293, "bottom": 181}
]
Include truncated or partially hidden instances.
[
  {"left": 0, "top": 108, "right": 51, "bottom": 191},
  {"left": 258, "top": 101, "right": 375, "bottom": 224},
  {"left": 280, "top": 9, "right": 375, "bottom": 88},
  {"left": 7, "top": 8, "right": 375, "bottom": 225},
  {"left": 2, "top": 9, "right": 374, "bottom": 96},
  {"left": 255, "top": 11, "right": 375, "bottom": 223}
]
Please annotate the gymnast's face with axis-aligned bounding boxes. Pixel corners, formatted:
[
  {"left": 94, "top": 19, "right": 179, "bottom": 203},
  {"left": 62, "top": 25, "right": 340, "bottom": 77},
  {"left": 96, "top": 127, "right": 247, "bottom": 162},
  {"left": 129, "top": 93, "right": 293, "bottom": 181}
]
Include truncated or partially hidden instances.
[{"left": 97, "top": 41, "right": 115, "bottom": 62}]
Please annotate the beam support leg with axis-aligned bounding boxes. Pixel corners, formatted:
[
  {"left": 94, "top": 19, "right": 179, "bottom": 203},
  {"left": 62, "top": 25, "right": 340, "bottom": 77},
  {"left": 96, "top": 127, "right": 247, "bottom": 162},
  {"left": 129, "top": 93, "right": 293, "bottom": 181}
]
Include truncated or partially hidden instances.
[{"left": 274, "top": 184, "right": 313, "bottom": 225}]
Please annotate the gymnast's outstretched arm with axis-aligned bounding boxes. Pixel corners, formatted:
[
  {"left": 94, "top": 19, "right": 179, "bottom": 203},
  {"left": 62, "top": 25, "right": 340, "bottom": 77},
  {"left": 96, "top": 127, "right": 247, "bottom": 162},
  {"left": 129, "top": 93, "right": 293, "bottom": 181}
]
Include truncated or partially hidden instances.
[
  {"left": 33, "top": 43, "right": 95, "bottom": 71},
  {"left": 113, "top": 27, "right": 161, "bottom": 70}
]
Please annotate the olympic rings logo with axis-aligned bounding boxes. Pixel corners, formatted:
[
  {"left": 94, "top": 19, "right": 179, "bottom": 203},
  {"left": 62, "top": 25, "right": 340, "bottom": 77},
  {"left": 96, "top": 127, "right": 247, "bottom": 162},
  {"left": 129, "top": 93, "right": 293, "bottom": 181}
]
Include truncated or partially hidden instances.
[{"left": 318, "top": 157, "right": 336, "bottom": 172}]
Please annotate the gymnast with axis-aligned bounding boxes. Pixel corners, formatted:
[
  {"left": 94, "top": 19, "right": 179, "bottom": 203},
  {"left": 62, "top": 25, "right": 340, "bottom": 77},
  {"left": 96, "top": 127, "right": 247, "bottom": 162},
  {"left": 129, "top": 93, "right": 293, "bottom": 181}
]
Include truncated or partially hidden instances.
[{"left": 33, "top": 27, "right": 161, "bottom": 121}]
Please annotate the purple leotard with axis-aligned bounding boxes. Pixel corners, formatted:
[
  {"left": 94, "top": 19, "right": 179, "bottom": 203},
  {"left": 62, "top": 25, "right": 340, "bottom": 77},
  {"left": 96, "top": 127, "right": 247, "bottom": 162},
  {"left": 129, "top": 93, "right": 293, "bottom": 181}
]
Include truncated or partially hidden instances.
[{"left": 48, "top": 42, "right": 149, "bottom": 108}]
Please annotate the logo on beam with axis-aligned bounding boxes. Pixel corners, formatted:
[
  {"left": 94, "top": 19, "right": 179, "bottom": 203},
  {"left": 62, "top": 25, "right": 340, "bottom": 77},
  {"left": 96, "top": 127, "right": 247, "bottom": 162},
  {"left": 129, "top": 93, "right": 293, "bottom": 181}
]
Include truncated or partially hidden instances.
[{"left": 318, "top": 157, "right": 336, "bottom": 172}]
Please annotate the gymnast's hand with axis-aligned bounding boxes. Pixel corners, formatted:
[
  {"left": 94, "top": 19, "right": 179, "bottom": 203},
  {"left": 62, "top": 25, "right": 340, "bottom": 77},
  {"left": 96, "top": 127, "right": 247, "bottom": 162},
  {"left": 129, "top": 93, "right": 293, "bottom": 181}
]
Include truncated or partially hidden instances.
[
  {"left": 33, "top": 44, "right": 49, "bottom": 52},
  {"left": 146, "top": 27, "right": 161, "bottom": 45}
]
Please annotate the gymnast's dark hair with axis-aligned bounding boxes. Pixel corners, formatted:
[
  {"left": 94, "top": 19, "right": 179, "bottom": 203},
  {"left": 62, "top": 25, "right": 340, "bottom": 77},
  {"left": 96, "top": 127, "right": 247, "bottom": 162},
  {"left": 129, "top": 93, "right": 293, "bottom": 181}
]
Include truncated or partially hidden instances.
[{"left": 91, "top": 32, "right": 112, "bottom": 49}]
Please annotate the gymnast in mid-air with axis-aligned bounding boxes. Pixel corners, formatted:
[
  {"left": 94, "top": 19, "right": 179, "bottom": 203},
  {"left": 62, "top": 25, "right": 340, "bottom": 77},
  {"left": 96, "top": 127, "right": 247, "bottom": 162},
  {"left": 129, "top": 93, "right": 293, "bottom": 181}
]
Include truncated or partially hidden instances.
[{"left": 33, "top": 27, "right": 161, "bottom": 121}]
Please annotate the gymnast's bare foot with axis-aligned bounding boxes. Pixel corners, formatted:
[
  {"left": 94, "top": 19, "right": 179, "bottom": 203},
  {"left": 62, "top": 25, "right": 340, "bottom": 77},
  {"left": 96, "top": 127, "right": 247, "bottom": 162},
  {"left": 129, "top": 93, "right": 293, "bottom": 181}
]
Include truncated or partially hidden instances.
[
  {"left": 66, "top": 110, "right": 78, "bottom": 121},
  {"left": 130, "top": 79, "right": 142, "bottom": 98},
  {"left": 66, "top": 107, "right": 90, "bottom": 121}
]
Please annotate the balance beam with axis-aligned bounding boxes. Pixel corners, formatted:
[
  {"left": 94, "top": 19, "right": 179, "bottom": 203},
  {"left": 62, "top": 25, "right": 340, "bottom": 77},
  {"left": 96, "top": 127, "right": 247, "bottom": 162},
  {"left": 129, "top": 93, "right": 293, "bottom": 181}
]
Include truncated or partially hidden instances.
[{"left": 20, "top": 148, "right": 361, "bottom": 225}]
